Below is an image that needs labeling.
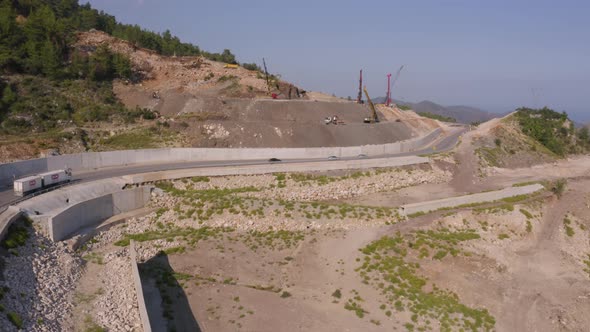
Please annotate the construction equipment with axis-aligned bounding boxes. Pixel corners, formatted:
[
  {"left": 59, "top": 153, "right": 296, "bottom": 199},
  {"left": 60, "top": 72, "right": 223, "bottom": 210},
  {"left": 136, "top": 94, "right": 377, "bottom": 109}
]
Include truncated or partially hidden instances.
[
  {"left": 263, "top": 58, "right": 271, "bottom": 95},
  {"left": 385, "top": 73, "right": 392, "bottom": 106},
  {"left": 390, "top": 65, "right": 404, "bottom": 103},
  {"left": 356, "top": 69, "right": 363, "bottom": 104},
  {"left": 363, "top": 86, "right": 379, "bottom": 123}
]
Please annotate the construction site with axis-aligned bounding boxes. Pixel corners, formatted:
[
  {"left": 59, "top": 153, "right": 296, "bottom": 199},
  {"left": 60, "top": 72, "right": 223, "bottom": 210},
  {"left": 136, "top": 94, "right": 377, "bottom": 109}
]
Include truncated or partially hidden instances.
[{"left": 1, "top": 17, "right": 590, "bottom": 332}]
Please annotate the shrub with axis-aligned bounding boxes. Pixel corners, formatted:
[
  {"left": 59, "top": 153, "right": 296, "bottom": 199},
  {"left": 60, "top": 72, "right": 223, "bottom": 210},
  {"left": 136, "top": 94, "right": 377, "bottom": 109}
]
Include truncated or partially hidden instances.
[
  {"left": 7, "top": 312, "right": 23, "bottom": 329},
  {"left": 332, "top": 289, "right": 342, "bottom": 299},
  {"left": 550, "top": 179, "right": 567, "bottom": 198}
]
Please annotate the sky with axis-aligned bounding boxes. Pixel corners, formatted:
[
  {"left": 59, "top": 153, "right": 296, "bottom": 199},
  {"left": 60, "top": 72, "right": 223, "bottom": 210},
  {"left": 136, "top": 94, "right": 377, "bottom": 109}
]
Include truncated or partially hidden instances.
[{"left": 86, "top": 0, "right": 590, "bottom": 122}]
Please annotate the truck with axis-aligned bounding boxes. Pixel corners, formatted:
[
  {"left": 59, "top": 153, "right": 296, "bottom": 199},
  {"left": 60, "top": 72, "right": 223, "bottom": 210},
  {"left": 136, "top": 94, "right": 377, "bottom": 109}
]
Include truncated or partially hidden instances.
[
  {"left": 39, "top": 170, "right": 71, "bottom": 187},
  {"left": 13, "top": 169, "right": 72, "bottom": 196},
  {"left": 13, "top": 175, "right": 42, "bottom": 197}
]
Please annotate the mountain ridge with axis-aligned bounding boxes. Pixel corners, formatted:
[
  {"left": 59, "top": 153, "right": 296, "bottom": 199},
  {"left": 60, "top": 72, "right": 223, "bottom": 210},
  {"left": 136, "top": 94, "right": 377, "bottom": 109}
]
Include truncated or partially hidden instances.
[{"left": 372, "top": 97, "right": 500, "bottom": 124}]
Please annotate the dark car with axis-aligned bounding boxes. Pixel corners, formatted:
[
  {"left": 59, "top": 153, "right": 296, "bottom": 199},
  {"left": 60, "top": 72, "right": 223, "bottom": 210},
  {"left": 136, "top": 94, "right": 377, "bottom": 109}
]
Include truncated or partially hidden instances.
[{"left": 268, "top": 158, "right": 282, "bottom": 163}]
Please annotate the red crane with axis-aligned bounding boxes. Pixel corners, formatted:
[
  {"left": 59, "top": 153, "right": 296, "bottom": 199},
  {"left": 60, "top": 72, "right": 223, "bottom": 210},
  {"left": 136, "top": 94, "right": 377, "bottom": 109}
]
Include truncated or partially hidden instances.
[{"left": 356, "top": 69, "right": 363, "bottom": 104}]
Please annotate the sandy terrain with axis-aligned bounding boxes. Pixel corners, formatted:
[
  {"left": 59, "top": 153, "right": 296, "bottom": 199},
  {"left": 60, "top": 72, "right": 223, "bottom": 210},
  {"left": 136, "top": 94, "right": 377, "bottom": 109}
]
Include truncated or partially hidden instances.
[{"left": 62, "top": 155, "right": 589, "bottom": 332}]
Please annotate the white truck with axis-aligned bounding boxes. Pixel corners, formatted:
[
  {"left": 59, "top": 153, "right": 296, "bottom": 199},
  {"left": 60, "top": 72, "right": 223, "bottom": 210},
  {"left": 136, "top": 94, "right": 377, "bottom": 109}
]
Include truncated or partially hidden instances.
[
  {"left": 13, "top": 169, "right": 72, "bottom": 196},
  {"left": 13, "top": 175, "right": 43, "bottom": 197}
]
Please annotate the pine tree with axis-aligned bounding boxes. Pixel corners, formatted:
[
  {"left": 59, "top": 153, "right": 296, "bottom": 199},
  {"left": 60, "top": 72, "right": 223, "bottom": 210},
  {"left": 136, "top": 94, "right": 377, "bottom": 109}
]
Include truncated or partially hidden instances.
[{"left": 41, "top": 40, "right": 60, "bottom": 78}]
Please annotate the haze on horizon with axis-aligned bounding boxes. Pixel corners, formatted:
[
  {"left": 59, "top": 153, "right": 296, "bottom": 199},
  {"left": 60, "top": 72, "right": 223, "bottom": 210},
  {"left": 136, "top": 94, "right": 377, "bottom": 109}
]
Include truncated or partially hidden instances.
[{"left": 87, "top": 0, "right": 590, "bottom": 122}]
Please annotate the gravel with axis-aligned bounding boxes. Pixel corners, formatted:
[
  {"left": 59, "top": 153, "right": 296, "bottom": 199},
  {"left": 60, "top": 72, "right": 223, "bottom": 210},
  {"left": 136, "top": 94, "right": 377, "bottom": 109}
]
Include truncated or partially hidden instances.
[{"left": 0, "top": 225, "right": 83, "bottom": 332}]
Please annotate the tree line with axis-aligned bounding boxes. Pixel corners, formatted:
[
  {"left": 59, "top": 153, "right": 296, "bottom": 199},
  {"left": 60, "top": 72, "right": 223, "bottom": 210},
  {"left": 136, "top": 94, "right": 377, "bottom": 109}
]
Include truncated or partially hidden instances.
[{"left": 0, "top": 0, "right": 240, "bottom": 79}]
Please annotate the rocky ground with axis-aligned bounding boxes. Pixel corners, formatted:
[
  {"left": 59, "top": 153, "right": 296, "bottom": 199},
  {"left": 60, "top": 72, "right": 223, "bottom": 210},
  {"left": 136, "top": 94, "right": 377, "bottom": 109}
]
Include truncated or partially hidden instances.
[
  {"left": 0, "top": 222, "right": 83, "bottom": 331},
  {"left": 1, "top": 141, "right": 589, "bottom": 331}
]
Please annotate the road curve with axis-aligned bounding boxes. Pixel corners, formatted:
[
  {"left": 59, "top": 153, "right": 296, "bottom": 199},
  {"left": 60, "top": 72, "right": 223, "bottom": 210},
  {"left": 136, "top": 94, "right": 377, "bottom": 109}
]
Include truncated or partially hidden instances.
[{"left": 0, "top": 127, "right": 465, "bottom": 208}]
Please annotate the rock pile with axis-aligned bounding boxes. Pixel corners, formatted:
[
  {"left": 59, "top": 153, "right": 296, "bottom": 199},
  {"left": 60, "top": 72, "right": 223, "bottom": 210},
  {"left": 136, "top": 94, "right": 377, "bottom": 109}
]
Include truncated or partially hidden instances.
[
  {"left": 0, "top": 226, "right": 83, "bottom": 332},
  {"left": 93, "top": 248, "right": 141, "bottom": 332}
]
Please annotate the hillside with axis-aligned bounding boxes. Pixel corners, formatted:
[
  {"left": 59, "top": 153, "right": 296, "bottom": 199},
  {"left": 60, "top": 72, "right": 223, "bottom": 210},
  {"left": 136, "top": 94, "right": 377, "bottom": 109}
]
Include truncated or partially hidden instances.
[
  {"left": 0, "top": 1, "right": 441, "bottom": 162},
  {"left": 471, "top": 107, "right": 590, "bottom": 170}
]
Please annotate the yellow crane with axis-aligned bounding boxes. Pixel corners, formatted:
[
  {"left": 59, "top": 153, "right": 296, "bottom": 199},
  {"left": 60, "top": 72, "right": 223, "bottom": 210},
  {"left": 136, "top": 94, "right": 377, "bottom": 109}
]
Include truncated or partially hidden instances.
[{"left": 363, "top": 86, "right": 379, "bottom": 123}]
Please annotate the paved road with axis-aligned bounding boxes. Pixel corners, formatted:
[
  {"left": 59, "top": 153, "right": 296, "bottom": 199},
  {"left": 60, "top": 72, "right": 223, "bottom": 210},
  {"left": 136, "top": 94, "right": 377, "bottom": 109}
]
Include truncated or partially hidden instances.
[{"left": 0, "top": 127, "right": 465, "bottom": 208}]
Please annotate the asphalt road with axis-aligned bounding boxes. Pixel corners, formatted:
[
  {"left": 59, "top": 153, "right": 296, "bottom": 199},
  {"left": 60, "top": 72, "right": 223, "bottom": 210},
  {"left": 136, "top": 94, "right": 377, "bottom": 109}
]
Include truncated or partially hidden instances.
[{"left": 0, "top": 127, "right": 465, "bottom": 208}]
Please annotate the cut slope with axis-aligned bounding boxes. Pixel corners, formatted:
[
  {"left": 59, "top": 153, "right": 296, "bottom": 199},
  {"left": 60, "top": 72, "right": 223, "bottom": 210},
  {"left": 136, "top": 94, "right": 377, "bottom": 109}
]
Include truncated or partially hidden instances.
[
  {"left": 472, "top": 113, "right": 557, "bottom": 169},
  {"left": 175, "top": 100, "right": 439, "bottom": 148}
]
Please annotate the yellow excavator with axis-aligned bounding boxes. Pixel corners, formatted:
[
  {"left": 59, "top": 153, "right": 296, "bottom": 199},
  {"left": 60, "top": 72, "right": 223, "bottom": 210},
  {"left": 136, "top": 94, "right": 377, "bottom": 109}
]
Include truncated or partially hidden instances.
[{"left": 363, "top": 86, "right": 379, "bottom": 123}]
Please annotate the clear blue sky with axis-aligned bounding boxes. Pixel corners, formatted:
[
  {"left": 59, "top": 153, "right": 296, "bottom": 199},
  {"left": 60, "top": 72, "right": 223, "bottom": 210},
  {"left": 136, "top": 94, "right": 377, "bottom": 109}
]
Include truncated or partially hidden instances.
[{"left": 86, "top": 0, "right": 590, "bottom": 121}]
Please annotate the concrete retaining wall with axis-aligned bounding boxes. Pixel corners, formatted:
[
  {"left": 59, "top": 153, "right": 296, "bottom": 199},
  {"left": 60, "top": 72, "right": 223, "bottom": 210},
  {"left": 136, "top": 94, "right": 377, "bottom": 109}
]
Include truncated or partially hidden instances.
[
  {"left": 123, "top": 156, "right": 430, "bottom": 184},
  {"left": 0, "top": 129, "right": 441, "bottom": 187},
  {"left": 48, "top": 186, "right": 152, "bottom": 241},
  {"left": 0, "top": 206, "right": 23, "bottom": 242},
  {"left": 130, "top": 240, "right": 152, "bottom": 332},
  {"left": 400, "top": 184, "right": 544, "bottom": 216}
]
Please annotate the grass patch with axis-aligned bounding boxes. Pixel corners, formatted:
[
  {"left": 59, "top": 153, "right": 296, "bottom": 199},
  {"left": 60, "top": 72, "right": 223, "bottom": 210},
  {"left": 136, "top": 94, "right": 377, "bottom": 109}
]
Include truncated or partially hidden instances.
[
  {"left": 356, "top": 232, "right": 494, "bottom": 331},
  {"left": 1, "top": 218, "right": 32, "bottom": 249},
  {"left": 526, "top": 220, "right": 533, "bottom": 233},
  {"left": 519, "top": 209, "right": 533, "bottom": 219},
  {"left": 114, "top": 226, "right": 231, "bottom": 247},
  {"left": 407, "top": 211, "right": 426, "bottom": 218},
  {"left": 82, "top": 252, "right": 104, "bottom": 265},
  {"left": 7, "top": 312, "right": 23, "bottom": 329},
  {"left": 564, "top": 218, "right": 575, "bottom": 237},
  {"left": 501, "top": 194, "right": 530, "bottom": 204},
  {"left": 280, "top": 291, "right": 292, "bottom": 298},
  {"left": 344, "top": 299, "right": 368, "bottom": 318},
  {"left": 498, "top": 233, "right": 510, "bottom": 240},
  {"left": 83, "top": 314, "right": 106, "bottom": 332},
  {"left": 98, "top": 128, "right": 175, "bottom": 150},
  {"left": 161, "top": 246, "right": 186, "bottom": 255},
  {"left": 191, "top": 176, "right": 210, "bottom": 183}
]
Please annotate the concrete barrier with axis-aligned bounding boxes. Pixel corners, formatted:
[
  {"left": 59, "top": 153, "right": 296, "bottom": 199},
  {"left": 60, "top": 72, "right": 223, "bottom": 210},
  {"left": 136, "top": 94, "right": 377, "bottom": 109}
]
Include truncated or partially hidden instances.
[
  {"left": 122, "top": 156, "right": 430, "bottom": 184},
  {"left": 0, "top": 129, "right": 442, "bottom": 187},
  {"left": 130, "top": 240, "right": 152, "bottom": 332},
  {"left": 47, "top": 186, "right": 152, "bottom": 241},
  {"left": 400, "top": 184, "right": 544, "bottom": 216}
]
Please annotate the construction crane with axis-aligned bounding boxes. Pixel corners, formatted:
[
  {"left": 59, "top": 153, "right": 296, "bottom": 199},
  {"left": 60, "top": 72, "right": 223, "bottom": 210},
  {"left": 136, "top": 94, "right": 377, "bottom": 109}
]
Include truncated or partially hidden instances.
[
  {"left": 363, "top": 86, "right": 379, "bottom": 123},
  {"left": 390, "top": 65, "right": 404, "bottom": 102},
  {"left": 263, "top": 58, "right": 271, "bottom": 95},
  {"left": 385, "top": 73, "right": 392, "bottom": 106},
  {"left": 356, "top": 69, "right": 363, "bottom": 104}
]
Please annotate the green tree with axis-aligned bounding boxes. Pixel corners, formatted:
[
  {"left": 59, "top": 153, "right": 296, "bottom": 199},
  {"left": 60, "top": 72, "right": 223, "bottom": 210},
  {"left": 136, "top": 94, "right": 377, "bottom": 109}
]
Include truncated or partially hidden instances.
[
  {"left": 69, "top": 51, "right": 88, "bottom": 78},
  {"left": 578, "top": 127, "right": 589, "bottom": 143},
  {"left": 113, "top": 53, "right": 132, "bottom": 79},
  {"left": 2, "top": 84, "right": 16, "bottom": 105},
  {"left": 88, "top": 45, "right": 113, "bottom": 81},
  {"left": 41, "top": 40, "right": 60, "bottom": 78}
]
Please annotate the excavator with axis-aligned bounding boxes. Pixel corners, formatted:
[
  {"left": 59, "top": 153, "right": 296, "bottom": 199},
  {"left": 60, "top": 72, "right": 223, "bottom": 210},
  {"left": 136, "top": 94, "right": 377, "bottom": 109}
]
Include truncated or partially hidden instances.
[{"left": 363, "top": 86, "right": 379, "bottom": 123}]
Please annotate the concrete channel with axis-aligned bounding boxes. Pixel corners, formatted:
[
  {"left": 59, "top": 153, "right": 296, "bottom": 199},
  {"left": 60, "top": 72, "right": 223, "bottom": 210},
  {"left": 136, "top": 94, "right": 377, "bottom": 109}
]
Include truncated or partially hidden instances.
[{"left": 400, "top": 184, "right": 545, "bottom": 216}]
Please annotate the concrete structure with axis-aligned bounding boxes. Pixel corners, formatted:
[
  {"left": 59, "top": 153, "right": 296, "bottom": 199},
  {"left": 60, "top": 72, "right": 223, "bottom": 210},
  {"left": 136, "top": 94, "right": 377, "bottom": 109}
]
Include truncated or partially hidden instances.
[
  {"left": 0, "top": 153, "right": 432, "bottom": 244},
  {"left": 0, "top": 129, "right": 442, "bottom": 187},
  {"left": 130, "top": 240, "right": 153, "bottom": 332},
  {"left": 123, "top": 155, "right": 430, "bottom": 184},
  {"left": 0, "top": 206, "right": 23, "bottom": 242},
  {"left": 48, "top": 186, "right": 152, "bottom": 241},
  {"left": 400, "top": 184, "right": 544, "bottom": 216}
]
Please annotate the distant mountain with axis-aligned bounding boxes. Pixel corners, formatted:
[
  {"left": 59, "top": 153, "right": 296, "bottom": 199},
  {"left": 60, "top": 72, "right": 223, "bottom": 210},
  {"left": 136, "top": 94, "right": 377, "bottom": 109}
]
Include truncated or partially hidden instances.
[{"left": 373, "top": 97, "right": 500, "bottom": 124}]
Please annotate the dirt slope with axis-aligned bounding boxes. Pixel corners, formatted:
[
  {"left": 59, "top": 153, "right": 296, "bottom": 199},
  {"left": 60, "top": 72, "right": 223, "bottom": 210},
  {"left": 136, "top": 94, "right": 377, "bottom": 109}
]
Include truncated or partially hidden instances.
[{"left": 72, "top": 30, "right": 442, "bottom": 149}]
